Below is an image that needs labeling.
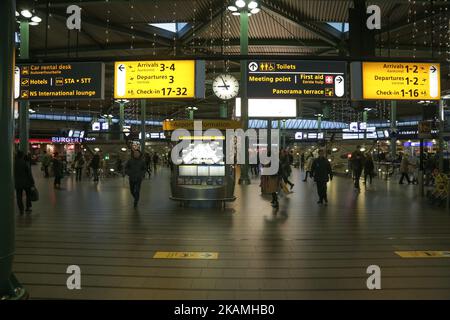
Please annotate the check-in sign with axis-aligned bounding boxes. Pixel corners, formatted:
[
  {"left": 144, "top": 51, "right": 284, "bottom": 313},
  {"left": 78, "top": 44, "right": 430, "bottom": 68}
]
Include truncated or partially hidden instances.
[
  {"left": 15, "top": 62, "right": 105, "bottom": 101},
  {"left": 114, "top": 60, "right": 205, "bottom": 99},
  {"left": 362, "top": 62, "right": 440, "bottom": 100}
]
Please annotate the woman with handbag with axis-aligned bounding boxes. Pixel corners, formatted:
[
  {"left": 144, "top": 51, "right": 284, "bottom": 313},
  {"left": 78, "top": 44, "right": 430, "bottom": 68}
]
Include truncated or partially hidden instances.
[{"left": 14, "top": 150, "right": 35, "bottom": 215}]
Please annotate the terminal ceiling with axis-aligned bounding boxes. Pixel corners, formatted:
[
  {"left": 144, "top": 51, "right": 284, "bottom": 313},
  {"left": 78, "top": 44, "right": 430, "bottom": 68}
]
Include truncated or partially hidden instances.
[{"left": 15, "top": 0, "right": 450, "bottom": 127}]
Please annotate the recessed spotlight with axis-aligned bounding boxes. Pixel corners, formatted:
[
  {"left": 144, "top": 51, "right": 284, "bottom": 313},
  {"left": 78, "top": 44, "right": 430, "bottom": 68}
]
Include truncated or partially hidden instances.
[{"left": 227, "top": 5, "right": 238, "bottom": 12}]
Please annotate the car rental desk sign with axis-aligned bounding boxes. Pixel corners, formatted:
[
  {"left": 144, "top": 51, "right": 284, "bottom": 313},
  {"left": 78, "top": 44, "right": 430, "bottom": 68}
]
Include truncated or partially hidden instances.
[{"left": 15, "top": 62, "right": 105, "bottom": 101}]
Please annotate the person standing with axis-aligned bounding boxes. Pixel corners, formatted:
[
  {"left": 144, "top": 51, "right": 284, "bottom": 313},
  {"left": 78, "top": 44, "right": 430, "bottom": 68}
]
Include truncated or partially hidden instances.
[
  {"left": 74, "top": 151, "right": 85, "bottom": 181},
  {"left": 399, "top": 154, "right": 412, "bottom": 184},
  {"left": 300, "top": 153, "right": 305, "bottom": 171},
  {"left": 351, "top": 146, "right": 365, "bottom": 190},
  {"left": 52, "top": 152, "right": 64, "bottom": 189},
  {"left": 311, "top": 149, "right": 333, "bottom": 205},
  {"left": 152, "top": 153, "right": 159, "bottom": 172},
  {"left": 125, "top": 150, "right": 147, "bottom": 208},
  {"left": 144, "top": 152, "right": 152, "bottom": 178},
  {"left": 41, "top": 150, "right": 51, "bottom": 178},
  {"left": 364, "top": 154, "right": 375, "bottom": 187},
  {"left": 90, "top": 152, "right": 100, "bottom": 182},
  {"left": 14, "top": 151, "right": 35, "bottom": 215}
]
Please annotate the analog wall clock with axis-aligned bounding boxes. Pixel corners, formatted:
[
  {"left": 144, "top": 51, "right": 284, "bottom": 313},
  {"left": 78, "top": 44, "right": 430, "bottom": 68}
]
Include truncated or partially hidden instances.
[{"left": 212, "top": 74, "right": 239, "bottom": 100}]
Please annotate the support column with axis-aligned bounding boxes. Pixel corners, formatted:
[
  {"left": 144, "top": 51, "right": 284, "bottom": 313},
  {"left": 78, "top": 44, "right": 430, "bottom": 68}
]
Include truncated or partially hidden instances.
[
  {"left": 140, "top": 100, "right": 146, "bottom": 153},
  {"left": 189, "top": 109, "right": 194, "bottom": 120},
  {"left": 363, "top": 110, "right": 368, "bottom": 141},
  {"left": 19, "top": 20, "right": 30, "bottom": 154},
  {"left": 119, "top": 102, "right": 125, "bottom": 142},
  {"left": 0, "top": 0, "right": 27, "bottom": 299},
  {"left": 390, "top": 101, "right": 397, "bottom": 158},
  {"left": 438, "top": 99, "right": 445, "bottom": 172},
  {"left": 317, "top": 115, "right": 322, "bottom": 133},
  {"left": 238, "top": 9, "right": 250, "bottom": 185},
  {"left": 220, "top": 101, "right": 227, "bottom": 119}
]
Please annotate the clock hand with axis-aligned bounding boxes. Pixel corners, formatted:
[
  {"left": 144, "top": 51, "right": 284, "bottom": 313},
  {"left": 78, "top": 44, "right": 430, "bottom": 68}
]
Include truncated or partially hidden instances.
[{"left": 220, "top": 77, "right": 230, "bottom": 90}]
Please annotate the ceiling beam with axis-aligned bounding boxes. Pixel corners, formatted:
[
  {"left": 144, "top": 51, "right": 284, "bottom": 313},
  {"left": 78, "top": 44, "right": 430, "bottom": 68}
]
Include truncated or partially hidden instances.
[
  {"left": 34, "top": 7, "right": 173, "bottom": 47},
  {"left": 260, "top": 0, "right": 340, "bottom": 47}
]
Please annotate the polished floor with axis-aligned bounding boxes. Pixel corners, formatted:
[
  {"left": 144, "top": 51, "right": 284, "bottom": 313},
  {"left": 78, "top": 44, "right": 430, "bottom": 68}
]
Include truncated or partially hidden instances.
[{"left": 13, "top": 166, "right": 450, "bottom": 299}]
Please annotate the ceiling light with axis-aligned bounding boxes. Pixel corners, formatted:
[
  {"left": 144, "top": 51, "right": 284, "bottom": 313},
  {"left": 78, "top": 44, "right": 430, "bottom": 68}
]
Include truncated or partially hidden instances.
[
  {"left": 15, "top": 11, "right": 19, "bottom": 17},
  {"left": 31, "top": 16, "right": 42, "bottom": 23},
  {"left": 232, "top": 12, "right": 240, "bottom": 16},
  {"left": 20, "top": 10, "right": 33, "bottom": 18},
  {"left": 29, "top": 22, "right": 39, "bottom": 26},
  {"left": 227, "top": 5, "right": 238, "bottom": 11},
  {"left": 235, "top": 0, "right": 246, "bottom": 8},
  {"left": 250, "top": 7, "right": 261, "bottom": 14},
  {"left": 121, "top": 148, "right": 127, "bottom": 152},
  {"left": 248, "top": 1, "right": 258, "bottom": 9}
]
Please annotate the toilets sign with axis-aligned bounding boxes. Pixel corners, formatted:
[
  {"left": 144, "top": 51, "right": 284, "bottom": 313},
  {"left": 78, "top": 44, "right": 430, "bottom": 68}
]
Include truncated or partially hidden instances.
[{"left": 247, "top": 60, "right": 347, "bottom": 99}]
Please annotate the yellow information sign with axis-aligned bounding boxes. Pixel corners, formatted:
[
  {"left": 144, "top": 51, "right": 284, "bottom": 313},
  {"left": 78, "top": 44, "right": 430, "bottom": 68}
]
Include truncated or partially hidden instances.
[
  {"left": 153, "top": 252, "right": 219, "bottom": 260},
  {"left": 395, "top": 251, "right": 450, "bottom": 258},
  {"left": 362, "top": 62, "right": 440, "bottom": 100},
  {"left": 163, "top": 120, "right": 242, "bottom": 131},
  {"left": 114, "top": 60, "right": 201, "bottom": 99}
]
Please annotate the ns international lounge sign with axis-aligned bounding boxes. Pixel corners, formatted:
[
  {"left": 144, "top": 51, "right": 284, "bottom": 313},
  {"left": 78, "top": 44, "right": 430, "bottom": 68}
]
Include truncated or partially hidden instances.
[{"left": 15, "top": 62, "right": 105, "bottom": 101}]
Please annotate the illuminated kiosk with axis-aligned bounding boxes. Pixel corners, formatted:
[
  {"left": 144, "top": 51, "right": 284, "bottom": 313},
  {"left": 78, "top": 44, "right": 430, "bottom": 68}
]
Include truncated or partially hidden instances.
[{"left": 163, "top": 120, "right": 241, "bottom": 205}]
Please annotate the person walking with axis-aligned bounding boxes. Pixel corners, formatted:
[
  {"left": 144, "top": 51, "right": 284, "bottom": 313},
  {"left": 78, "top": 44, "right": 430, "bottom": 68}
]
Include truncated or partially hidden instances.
[
  {"left": 14, "top": 151, "right": 35, "bottom": 215},
  {"left": 399, "top": 154, "right": 412, "bottom": 184},
  {"left": 303, "top": 152, "right": 314, "bottom": 182},
  {"left": 41, "top": 150, "right": 51, "bottom": 178},
  {"left": 90, "top": 152, "right": 100, "bottom": 182},
  {"left": 311, "top": 149, "right": 333, "bottom": 205},
  {"left": 74, "top": 151, "right": 85, "bottom": 181},
  {"left": 125, "top": 150, "right": 147, "bottom": 208},
  {"left": 364, "top": 154, "right": 375, "bottom": 187},
  {"left": 351, "top": 146, "right": 365, "bottom": 190},
  {"left": 52, "top": 152, "right": 64, "bottom": 189},
  {"left": 280, "top": 150, "right": 294, "bottom": 190}
]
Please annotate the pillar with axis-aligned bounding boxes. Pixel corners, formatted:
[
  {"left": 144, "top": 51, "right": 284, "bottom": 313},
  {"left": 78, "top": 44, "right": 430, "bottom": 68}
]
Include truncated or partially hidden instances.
[
  {"left": 390, "top": 101, "right": 397, "bottom": 158},
  {"left": 19, "top": 20, "right": 30, "bottom": 154},
  {"left": 119, "top": 102, "right": 125, "bottom": 142},
  {"left": 238, "top": 9, "right": 250, "bottom": 185},
  {"left": 140, "top": 100, "right": 146, "bottom": 153},
  {"left": 0, "top": 0, "right": 27, "bottom": 299}
]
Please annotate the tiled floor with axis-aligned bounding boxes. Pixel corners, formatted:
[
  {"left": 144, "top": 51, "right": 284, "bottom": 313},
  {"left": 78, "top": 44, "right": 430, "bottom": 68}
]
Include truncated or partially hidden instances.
[{"left": 13, "top": 166, "right": 450, "bottom": 299}]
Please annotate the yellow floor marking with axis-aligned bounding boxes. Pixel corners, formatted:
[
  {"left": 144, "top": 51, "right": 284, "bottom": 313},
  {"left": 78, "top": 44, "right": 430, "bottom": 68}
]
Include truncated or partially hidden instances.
[
  {"left": 395, "top": 251, "right": 450, "bottom": 258},
  {"left": 153, "top": 252, "right": 219, "bottom": 260}
]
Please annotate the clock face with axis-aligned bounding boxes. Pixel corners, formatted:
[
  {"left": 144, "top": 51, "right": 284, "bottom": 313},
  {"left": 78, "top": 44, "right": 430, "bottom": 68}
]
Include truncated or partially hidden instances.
[{"left": 212, "top": 74, "right": 239, "bottom": 100}]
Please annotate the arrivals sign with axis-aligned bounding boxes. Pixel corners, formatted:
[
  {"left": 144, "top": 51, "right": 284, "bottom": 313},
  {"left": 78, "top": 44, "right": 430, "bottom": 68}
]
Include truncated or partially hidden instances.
[
  {"left": 15, "top": 62, "right": 105, "bottom": 101},
  {"left": 114, "top": 60, "right": 205, "bottom": 99},
  {"left": 247, "top": 60, "right": 346, "bottom": 99},
  {"left": 361, "top": 62, "right": 440, "bottom": 100}
]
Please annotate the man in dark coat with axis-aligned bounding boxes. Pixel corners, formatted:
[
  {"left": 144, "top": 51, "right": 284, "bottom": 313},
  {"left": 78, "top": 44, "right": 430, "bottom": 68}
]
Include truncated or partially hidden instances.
[
  {"left": 311, "top": 149, "right": 333, "bottom": 205},
  {"left": 351, "top": 146, "right": 365, "bottom": 190},
  {"left": 125, "top": 150, "right": 147, "bottom": 208},
  {"left": 14, "top": 151, "right": 35, "bottom": 214},
  {"left": 90, "top": 152, "right": 101, "bottom": 182}
]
